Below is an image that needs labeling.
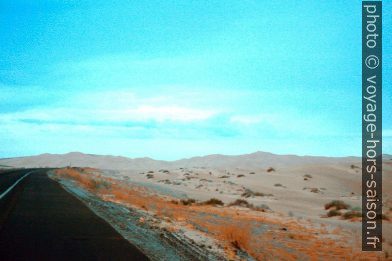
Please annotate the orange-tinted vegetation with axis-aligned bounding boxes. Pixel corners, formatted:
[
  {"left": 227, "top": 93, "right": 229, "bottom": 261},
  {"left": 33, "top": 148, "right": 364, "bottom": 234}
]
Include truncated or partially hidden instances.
[{"left": 54, "top": 168, "right": 383, "bottom": 260}]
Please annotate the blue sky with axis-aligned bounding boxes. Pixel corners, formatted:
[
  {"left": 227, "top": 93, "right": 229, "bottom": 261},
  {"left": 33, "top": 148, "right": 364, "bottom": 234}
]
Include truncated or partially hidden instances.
[{"left": 0, "top": 0, "right": 391, "bottom": 160}]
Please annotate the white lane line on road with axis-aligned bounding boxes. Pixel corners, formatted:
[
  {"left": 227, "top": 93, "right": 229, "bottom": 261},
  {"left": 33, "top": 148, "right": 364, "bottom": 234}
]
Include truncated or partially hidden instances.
[{"left": 0, "top": 171, "right": 33, "bottom": 200}]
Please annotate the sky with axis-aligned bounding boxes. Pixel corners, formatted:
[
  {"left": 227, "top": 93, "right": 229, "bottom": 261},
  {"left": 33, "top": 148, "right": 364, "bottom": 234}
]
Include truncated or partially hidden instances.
[{"left": 0, "top": 0, "right": 391, "bottom": 160}]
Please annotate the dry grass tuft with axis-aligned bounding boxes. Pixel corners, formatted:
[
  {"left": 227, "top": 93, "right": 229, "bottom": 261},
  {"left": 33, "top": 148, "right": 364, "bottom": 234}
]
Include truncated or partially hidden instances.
[{"left": 219, "top": 224, "right": 252, "bottom": 251}]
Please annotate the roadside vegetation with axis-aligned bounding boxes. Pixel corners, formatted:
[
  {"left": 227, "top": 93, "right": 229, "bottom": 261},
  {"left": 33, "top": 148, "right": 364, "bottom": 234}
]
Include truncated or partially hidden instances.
[{"left": 54, "top": 167, "right": 382, "bottom": 260}]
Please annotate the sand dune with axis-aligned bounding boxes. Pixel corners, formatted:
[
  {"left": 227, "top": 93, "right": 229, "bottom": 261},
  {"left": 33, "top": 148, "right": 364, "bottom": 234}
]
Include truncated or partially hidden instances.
[{"left": 1, "top": 151, "right": 385, "bottom": 170}]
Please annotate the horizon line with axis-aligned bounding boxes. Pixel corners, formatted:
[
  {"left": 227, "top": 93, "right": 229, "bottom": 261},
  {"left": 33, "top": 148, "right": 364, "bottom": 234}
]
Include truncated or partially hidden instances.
[{"left": 2, "top": 150, "right": 388, "bottom": 162}]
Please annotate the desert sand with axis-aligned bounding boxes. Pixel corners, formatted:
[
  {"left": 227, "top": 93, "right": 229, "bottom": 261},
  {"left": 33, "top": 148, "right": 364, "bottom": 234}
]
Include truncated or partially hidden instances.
[{"left": 1, "top": 152, "right": 391, "bottom": 260}]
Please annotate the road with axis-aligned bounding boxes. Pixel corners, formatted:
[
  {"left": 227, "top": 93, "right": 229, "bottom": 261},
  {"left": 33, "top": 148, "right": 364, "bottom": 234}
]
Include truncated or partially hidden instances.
[{"left": 0, "top": 169, "right": 149, "bottom": 261}]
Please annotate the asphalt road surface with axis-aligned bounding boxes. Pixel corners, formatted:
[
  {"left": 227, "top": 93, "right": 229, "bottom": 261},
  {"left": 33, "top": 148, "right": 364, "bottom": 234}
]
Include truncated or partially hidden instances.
[{"left": 0, "top": 169, "right": 149, "bottom": 261}]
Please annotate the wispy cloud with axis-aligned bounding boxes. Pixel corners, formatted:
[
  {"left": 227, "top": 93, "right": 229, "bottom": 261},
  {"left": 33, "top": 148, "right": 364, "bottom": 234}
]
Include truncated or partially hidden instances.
[
  {"left": 122, "top": 105, "right": 216, "bottom": 122},
  {"left": 0, "top": 105, "right": 218, "bottom": 124}
]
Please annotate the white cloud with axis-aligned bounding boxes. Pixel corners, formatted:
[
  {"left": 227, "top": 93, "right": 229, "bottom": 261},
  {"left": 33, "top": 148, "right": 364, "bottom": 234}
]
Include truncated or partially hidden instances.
[
  {"left": 0, "top": 104, "right": 217, "bottom": 124},
  {"left": 118, "top": 105, "right": 216, "bottom": 122}
]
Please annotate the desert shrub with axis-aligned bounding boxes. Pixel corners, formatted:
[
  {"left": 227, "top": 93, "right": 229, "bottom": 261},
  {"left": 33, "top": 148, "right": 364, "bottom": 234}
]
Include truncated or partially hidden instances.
[
  {"left": 181, "top": 198, "right": 196, "bottom": 205},
  {"left": 267, "top": 167, "right": 275, "bottom": 173},
  {"left": 202, "top": 198, "right": 224, "bottom": 206},
  {"left": 327, "top": 209, "right": 341, "bottom": 217},
  {"left": 310, "top": 188, "right": 320, "bottom": 193},
  {"left": 228, "top": 199, "right": 251, "bottom": 208},
  {"left": 228, "top": 199, "right": 269, "bottom": 212},
  {"left": 324, "top": 200, "right": 350, "bottom": 210},
  {"left": 219, "top": 175, "right": 229, "bottom": 178},
  {"left": 342, "top": 210, "right": 361, "bottom": 219},
  {"left": 274, "top": 183, "right": 283, "bottom": 187},
  {"left": 249, "top": 172, "right": 255, "bottom": 174},
  {"left": 241, "top": 189, "right": 272, "bottom": 198},
  {"left": 241, "top": 190, "right": 255, "bottom": 198},
  {"left": 237, "top": 174, "right": 245, "bottom": 178},
  {"left": 304, "top": 174, "right": 313, "bottom": 179},
  {"left": 159, "top": 179, "right": 171, "bottom": 184},
  {"left": 147, "top": 170, "right": 154, "bottom": 173},
  {"left": 146, "top": 174, "right": 154, "bottom": 179},
  {"left": 253, "top": 204, "right": 270, "bottom": 212}
]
